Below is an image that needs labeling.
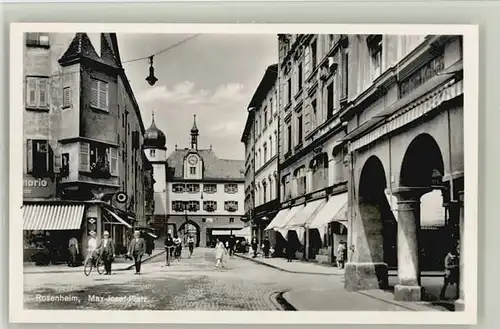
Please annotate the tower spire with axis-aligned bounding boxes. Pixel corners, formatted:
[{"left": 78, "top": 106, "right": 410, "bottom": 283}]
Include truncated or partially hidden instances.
[{"left": 190, "top": 114, "right": 199, "bottom": 150}]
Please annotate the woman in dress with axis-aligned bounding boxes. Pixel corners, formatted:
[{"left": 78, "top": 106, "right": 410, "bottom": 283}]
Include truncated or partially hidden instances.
[{"left": 214, "top": 238, "right": 227, "bottom": 269}]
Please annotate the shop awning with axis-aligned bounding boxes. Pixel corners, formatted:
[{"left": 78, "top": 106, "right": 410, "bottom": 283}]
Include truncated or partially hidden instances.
[
  {"left": 23, "top": 203, "right": 85, "bottom": 230},
  {"left": 284, "top": 199, "right": 327, "bottom": 229},
  {"left": 211, "top": 230, "right": 235, "bottom": 236},
  {"left": 104, "top": 208, "right": 133, "bottom": 228},
  {"left": 274, "top": 205, "right": 305, "bottom": 240},
  {"left": 308, "top": 192, "right": 348, "bottom": 229},
  {"left": 264, "top": 208, "right": 290, "bottom": 231}
]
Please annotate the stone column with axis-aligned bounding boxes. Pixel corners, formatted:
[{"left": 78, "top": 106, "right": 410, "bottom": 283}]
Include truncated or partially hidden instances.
[{"left": 393, "top": 187, "right": 429, "bottom": 301}]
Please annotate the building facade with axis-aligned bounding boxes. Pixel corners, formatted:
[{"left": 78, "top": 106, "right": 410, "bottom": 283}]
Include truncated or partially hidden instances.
[
  {"left": 242, "top": 64, "right": 280, "bottom": 246},
  {"left": 341, "top": 34, "right": 464, "bottom": 303},
  {"left": 265, "top": 34, "right": 350, "bottom": 263},
  {"left": 145, "top": 116, "right": 246, "bottom": 247},
  {"left": 23, "top": 32, "right": 152, "bottom": 261},
  {"left": 241, "top": 103, "right": 255, "bottom": 235}
]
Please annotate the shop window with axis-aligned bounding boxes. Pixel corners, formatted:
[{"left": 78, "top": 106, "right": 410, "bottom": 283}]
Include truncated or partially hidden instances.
[
  {"left": 26, "top": 139, "right": 51, "bottom": 175},
  {"left": 26, "top": 76, "right": 49, "bottom": 110},
  {"left": 25, "top": 33, "right": 49, "bottom": 48},
  {"left": 186, "top": 184, "right": 200, "bottom": 193},
  {"left": 203, "top": 184, "right": 217, "bottom": 194},
  {"left": 203, "top": 201, "right": 217, "bottom": 212},
  {"left": 224, "top": 201, "right": 238, "bottom": 212},
  {"left": 224, "top": 184, "right": 238, "bottom": 194},
  {"left": 90, "top": 78, "right": 108, "bottom": 111},
  {"left": 172, "top": 184, "right": 185, "bottom": 193}
]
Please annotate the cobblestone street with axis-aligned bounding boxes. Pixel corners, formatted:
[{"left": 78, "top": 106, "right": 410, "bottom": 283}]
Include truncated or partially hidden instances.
[{"left": 23, "top": 248, "right": 448, "bottom": 311}]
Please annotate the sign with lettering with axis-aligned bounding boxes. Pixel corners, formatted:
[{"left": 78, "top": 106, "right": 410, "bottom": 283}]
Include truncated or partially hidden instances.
[
  {"left": 400, "top": 55, "right": 445, "bottom": 97},
  {"left": 23, "top": 175, "right": 55, "bottom": 199}
]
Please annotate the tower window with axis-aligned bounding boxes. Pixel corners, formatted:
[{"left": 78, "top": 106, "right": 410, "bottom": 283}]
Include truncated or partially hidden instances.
[
  {"left": 150, "top": 149, "right": 155, "bottom": 157},
  {"left": 190, "top": 166, "right": 196, "bottom": 175}
]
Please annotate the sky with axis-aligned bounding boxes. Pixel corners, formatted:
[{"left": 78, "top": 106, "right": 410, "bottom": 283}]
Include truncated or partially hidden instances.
[{"left": 116, "top": 33, "right": 278, "bottom": 160}]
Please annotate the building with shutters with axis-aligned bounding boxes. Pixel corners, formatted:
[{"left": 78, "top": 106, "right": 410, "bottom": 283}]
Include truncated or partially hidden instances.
[
  {"left": 241, "top": 64, "right": 280, "bottom": 249},
  {"left": 265, "top": 34, "right": 350, "bottom": 264},
  {"left": 144, "top": 115, "right": 247, "bottom": 247},
  {"left": 22, "top": 32, "right": 152, "bottom": 263}
]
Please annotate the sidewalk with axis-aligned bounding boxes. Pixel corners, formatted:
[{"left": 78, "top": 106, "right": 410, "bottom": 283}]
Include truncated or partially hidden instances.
[
  {"left": 234, "top": 253, "right": 344, "bottom": 276},
  {"left": 23, "top": 248, "right": 166, "bottom": 274},
  {"left": 236, "top": 253, "right": 453, "bottom": 312}
]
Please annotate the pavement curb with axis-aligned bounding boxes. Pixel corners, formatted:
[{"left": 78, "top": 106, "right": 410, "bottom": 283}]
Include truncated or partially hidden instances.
[
  {"left": 234, "top": 253, "right": 343, "bottom": 276},
  {"left": 23, "top": 250, "right": 166, "bottom": 274}
]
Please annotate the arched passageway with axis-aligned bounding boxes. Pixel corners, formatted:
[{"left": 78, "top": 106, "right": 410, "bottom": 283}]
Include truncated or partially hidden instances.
[
  {"left": 393, "top": 133, "right": 446, "bottom": 301},
  {"left": 177, "top": 220, "right": 201, "bottom": 247}
]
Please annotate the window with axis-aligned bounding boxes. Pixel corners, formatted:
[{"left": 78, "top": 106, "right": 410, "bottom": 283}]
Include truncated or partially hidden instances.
[
  {"left": 172, "top": 201, "right": 185, "bottom": 212},
  {"left": 263, "top": 143, "right": 268, "bottom": 164},
  {"left": 26, "top": 140, "right": 50, "bottom": 175},
  {"left": 295, "top": 167, "right": 307, "bottom": 196},
  {"left": 62, "top": 87, "right": 72, "bottom": 108},
  {"left": 286, "top": 78, "right": 292, "bottom": 105},
  {"left": 79, "top": 142, "right": 90, "bottom": 172},
  {"left": 186, "top": 184, "right": 200, "bottom": 193},
  {"left": 328, "top": 34, "right": 335, "bottom": 49},
  {"left": 311, "top": 40, "right": 317, "bottom": 69},
  {"left": 297, "top": 115, "right": 303, "bottom": 144},
  {"left": 269, "top": 136, "right": 273, "bottom": 157},
  {"left": 264, "top": 109, "right": 268, "bottom": 127},
  {"left": 109, "top": 148, "right": 118, "bottom": 176},
  {"left": 26, "top": 77, "right": 49, "bottom": 110},
  {"left": 229, "top": 218, "right": 235, "bottom": 223},
  {"left": 224, "top": 184, "right": 238, "bottom": 194},
  {"left": 172, "top": 184, "right": 185, "bottom": 193},
  {"left": 79, "top": 142, "right": 118, "bottom": 176},
  {"left": 283, "top": 174, "right": 292, "bottom": 200},
  {"left": 187, "top": 201, "right": 200, "bottom": 212},
  {"left": 341, "top": 48, "right": 349, "bottom": 100},
  {"left": 203, "top": 201, "right": 217, "bottom": 212},
  {"left": 287, "top": 124, "right": 292, "bottom": 153},
  {"left": 269, "top": 98, "right": 274, "bottom": 115},
  {"left": 150, "top": 149, "right": 155, "bottom": 157},
  {"left": 26, "top": 33, "right": 49, "bottom": 47},
  {"left": 204, "top": 184, "right": 217, "bottom": 194},
  {"left": 311, "top": 99, "right": 318, "bottom": 130},
  {"left": 90, "top": 78, "right": 108, "bottom": 111},
  {"left": 190, "top": 166, "right": 196, "bottom": 175},
  {"left": 122, "top": 113, "right": 125, "bottom": 128},
  {"left": 327, "top": 82, "right": 334, "bottom": 119},
  {"left": 263, "top": 182, "right": 267, "bottom": 203},
  {"left": 298, "top": 63, "right": 303, "bottom": 91},
  {"left": 367, "top": 35, "right": 383, "bottom": 81},
  {"left": 224, "top": 201, "right": 238, "bottom": 212}
]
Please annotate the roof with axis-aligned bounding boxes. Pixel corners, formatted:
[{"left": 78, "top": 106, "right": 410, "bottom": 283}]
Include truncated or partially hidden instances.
[
  {"left": 247, "top": 64, "right": 278, "bottom": 109},
  {"left": 167, "top": 149, "right": 245, "bottom": 182},
  {"left": 58, "top": 33, "right": 119, "bottom": 69}
]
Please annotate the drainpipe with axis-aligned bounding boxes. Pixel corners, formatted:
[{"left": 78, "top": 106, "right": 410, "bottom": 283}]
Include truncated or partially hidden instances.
[{"left": 346, "top": 144, "right": 355, "bottom": 262}]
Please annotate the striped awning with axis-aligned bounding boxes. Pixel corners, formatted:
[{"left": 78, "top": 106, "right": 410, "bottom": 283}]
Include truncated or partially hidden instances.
[
  {"left": 23, "top": 204, "right": 85, "bottom": 230},
  {"left": 104, "top": 208, "right": 133, "bottom": 229}
]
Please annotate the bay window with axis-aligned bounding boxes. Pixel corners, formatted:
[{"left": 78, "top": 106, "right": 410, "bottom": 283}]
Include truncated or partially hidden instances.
[{"left": 79, "top": 141, "right": 118, "bottom": 177}]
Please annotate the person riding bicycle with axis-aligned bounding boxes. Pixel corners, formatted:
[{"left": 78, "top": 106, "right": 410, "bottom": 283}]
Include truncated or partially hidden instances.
[
  {"left": 164, "top": 233, "right": 174, "bottom": 265},
  {"left": 173, "top": 235, "right": 182, "bottom": 260},
  {"left": 87, "top": 232, "right": 99, "bottom": 265},
  {"left": 187, "top": 235, "right": 195, "bottom": 257}
]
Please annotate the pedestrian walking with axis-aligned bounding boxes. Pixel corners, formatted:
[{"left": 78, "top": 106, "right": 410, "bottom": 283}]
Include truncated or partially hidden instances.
[
  {"left": 97, "top": 231, "right": 114, "bottom": 275},
  {"left": 128, "top": 230, "right": 146, "bottom": 275},
  {"left": 173, "top": 235, "right": 182, "bottom": 260},
  {"left": 336, "top": 240, "right": 347, "bottom": 269},
  {"left": 214, "top": 239, "right": 228, "bottom": 269},
  {"left": 285, "top": 239, "right": 295, "bottom": 262},
  {"left": 68, "top": 236, "right": 79, "bottom": 267},
  {"left": 228, "top": 235, "right": 236, "bottom": 258},
  {"left": 187, "top": 235, "right": 195, "bottom": 258},
  {"left": 164, "top": 233, "right": 174, "bottom": 265},
  {"left": 439, "top": 245, "right": 460, "bottom": 300},
  {"left": 251, "top": 237, "right": 259, "bottom": 258},
  {"left": 262, "top": 236, "right": 271, "bottom": 258}
]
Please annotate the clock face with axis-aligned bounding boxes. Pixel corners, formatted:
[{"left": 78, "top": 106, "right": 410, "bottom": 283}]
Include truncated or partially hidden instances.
[{"left": 188, "top": 155, "right": 198, "bottom": 165}]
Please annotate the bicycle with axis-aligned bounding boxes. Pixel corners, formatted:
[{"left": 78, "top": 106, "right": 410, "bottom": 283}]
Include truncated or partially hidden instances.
[
  {"left": 83, "top": 250, "right": 105, "bottom": 276},
  {"left": 164, "top": 246, "right": 175, "bottom": 266}
]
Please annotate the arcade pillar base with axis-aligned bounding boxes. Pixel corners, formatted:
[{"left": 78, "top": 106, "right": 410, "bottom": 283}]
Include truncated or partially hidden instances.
[
  {"left": 344, "top": 262, "right": 389, "bottom": 291},
  {"left": 394, "top": 284, "right": 423, "bottom": 301}
]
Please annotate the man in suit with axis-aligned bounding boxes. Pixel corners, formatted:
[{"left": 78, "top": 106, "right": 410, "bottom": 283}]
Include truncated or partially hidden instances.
[
  {"left": 97, "top": 231, "right": 114, "bottom": 275},
  {"left": 128, "top": 230, "right": 146, "bottom": 275}
]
